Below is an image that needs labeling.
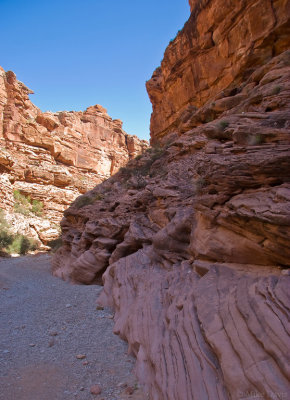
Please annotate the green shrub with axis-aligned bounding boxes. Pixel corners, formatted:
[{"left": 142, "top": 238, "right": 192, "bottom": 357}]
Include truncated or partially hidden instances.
[
  {"left": 74, "top": 193, "right": 103, "bottom": 209},
  {"left": 0, "top": 210, "right": 38, "bottom": 255},
  {"left": 271, "top": 86, "right": 281, "bottom": 95},
  {"left": 219, "top": 120, "right": 229, "bottom": 130},
  {"left": 47, "top": 237, "right": 62, "bottom": 252},
  {"left": 7, "top": 234, "right": 38, "bottom": 255},
  {"left": 0, "top": 210, "right": 12, "bottom": 248},
  {"left": 31, "top": 199, "right": 43, "bottom": 216},
  {"left": 13, "top": 190, "right": 44, "bottom": 216}
]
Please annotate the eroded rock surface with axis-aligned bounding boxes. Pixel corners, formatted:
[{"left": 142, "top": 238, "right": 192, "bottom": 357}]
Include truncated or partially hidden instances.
[
  {"left": 53, "top": 1, "right": 290, "bottom": 399},
  {"left": 147, "top": 0, "right": 290, "bottom": 143},
  {"left": 0, "top": 68, "right": 147, "bottom": 245}
]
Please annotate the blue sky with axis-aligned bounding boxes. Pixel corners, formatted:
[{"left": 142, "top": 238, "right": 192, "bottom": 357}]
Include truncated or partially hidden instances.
[{"left": 0, "top": 0, "right": 189, "bottom": 140}]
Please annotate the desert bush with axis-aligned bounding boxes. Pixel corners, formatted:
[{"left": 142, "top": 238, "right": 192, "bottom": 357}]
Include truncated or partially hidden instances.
[
  {"left": 271, "top": 86, "right": 281, "bottom": 95},
  {"left": 0, "top": 211, "right": 38, "bottom": 255},
  {"left": 13, "top": 190, "right": 43, "bottom": 216},
  {"left": 31, "top": 199, "right": 44, "bottom": 216},
  {"left": 74, "top": 193, "right": 103, "bottom": 209},
  {"left": 7, "top": 234, "right": 38, "bottom": 255},
  {"left": 219, "top": 120, "right": 229, "bottom": 130},
  {"left": 47, "top": 237, "right": 62, "bottom": 252},
  {"left": 0, "top": 211, "right": 13, "bottom": 249}
]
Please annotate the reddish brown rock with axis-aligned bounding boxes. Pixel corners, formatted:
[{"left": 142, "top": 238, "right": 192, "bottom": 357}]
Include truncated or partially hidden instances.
[
  {"left": 146, "top": 0, "right": 290, "bottom": 143},
  {"left": 90, "top": 384, "right": 102, "bottom": 396},
  {"left": 0, "top": 68, "right": 147, "bottom": 245},
  {"left": 53, "top": 2, "right": 290, "bottom": 399}
]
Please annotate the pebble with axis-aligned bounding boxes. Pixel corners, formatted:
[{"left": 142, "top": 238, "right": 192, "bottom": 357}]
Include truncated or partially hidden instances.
[
  {"left": 76, "top": 354, "right": 86, "bottom": 359},
  {"left": 117, "top": 382, "right": 127, "bottom": 388},
  {"left": 123, "top": 386, "right": 134, "bottom": 395},
  {"left": 29, "top": 343, "right": 36, "bottom": 347},
  {"left": 65, "top": 304, "right": 72, "bottom": 308},
  {"left": 90, "top": 384, "right": 102, "bottom": 396},
  {"left": 96, "top": 305, "right": 104, "bottom": 310},
  {"left": 82, "top": 361, "right": 89, "bottom": 365}
]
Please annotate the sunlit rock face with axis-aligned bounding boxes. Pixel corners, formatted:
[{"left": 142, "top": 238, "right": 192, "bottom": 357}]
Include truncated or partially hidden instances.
[
  {"left": 0, "top": 67, "right": 147, "bottom": 245},
  {"left": 53, "top": 0, "right": 290, "bottom": 399},
  {"left": 146, "top": 0, "right": 290, "bottom": 143}
]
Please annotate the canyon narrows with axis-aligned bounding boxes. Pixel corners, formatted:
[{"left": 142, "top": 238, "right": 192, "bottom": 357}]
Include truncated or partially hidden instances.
[
  {"left": 0, "top": 68, "right": 147, "bottom": 248},
  {"left": 52, "top": 1, "right": 290, "bottom": 399},
  {"left": 0, "top": 0, "right": 289, "bottom": 399}
]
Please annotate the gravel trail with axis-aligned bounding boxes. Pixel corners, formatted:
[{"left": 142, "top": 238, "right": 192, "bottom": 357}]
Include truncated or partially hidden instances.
[{"left": 0, "top": 254, "right": 145, "bottom": 400}]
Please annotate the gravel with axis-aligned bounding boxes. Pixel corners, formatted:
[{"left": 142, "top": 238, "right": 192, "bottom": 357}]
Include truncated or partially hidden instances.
[{"left": 0, "top": 253, "right": 144, "bottom": 400}]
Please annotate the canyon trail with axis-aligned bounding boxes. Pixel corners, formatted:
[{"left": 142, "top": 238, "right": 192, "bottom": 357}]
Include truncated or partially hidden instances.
[{"left": 0, "top": 254, "right": 147, "bottom": 400}]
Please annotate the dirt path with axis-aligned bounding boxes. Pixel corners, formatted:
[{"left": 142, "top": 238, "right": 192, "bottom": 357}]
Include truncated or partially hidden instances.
[{"left": 0, "top": 254, "right": 146, "bottom": 400}]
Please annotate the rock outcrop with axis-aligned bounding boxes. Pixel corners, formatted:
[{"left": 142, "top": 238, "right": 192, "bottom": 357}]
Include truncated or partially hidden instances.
[
  {"left": 147, "top": 0, "right": 290, "bottom": 143},
  {"left": 53, "top": 1, "right": 290, "bottom": 399},
  {"left": 0, "top": 68, "right": 147, "bottom": 245}
]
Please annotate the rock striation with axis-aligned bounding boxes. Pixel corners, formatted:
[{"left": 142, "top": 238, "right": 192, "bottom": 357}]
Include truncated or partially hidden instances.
[
  {"left": 53, "top": 1, "right": 290, "bottom": 399},
  {"left": 0, "top": 68, "right": 147, "bottom": 245}
]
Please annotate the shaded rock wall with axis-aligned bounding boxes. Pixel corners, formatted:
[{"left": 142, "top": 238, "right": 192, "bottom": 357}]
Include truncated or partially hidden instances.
[
  {"left": 0, "top": 68, "right": 147, "bottom": 244},
  {"left": 53, "top": 1, "right": 290, "bottom": 399}
]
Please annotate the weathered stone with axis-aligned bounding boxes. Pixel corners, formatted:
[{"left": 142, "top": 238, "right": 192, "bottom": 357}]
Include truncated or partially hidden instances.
[
  {"left": 52, "top": 2, "right": 290, "bottom": 400},
  {"left": 0, "top": 68, "right": 147, "bottom": 246}
]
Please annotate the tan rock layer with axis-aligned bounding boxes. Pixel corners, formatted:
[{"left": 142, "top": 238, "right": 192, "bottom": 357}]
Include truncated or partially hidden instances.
[{"left": 0, "top": 67, "right": 147, "bottom": 243}]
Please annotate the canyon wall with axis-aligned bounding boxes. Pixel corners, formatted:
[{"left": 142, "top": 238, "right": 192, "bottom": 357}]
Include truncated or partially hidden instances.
[
  {"left": 147, "top": 0, "right": 290, "bottom": 143},
  {"left": 53, "top": 1, "right": 290, "bottom": 399},
  {"left": 0, "top": 68, "right": 147, "bottom": 245}
]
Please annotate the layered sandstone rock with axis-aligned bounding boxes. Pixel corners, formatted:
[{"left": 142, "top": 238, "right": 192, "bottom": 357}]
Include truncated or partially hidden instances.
[
  {"left": 147, "top": 0, "right": 290, "bottom": 143},
  {"left": 0, "top": 67, "right": 147, "bottom": 245},
  {"left": 53, "top": 1, "right": 290, "bottom": 399}
]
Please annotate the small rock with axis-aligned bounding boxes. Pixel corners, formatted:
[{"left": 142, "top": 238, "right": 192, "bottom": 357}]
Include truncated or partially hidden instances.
[
  {"left": 117, "top": 382, "right": 127, "bottom": 388},
  {"left": 281, "top": 269, "right": 290, "bottom": 276},
  {"left": 82, "top": 361, "right": 89, "bottom": 365},
  {"left": 49, "top": 331, "right": 58, "bottom": 336},
  {"left": 106, "top": 314, "right": 114, "bottom": 319},
  {"left": 123, "top": 386, "right": 134, "bottom": 395},
  {"left": 65, "top": 304, "right": 72, "bottom": 308},
  {"left": 80, "top": 387, "right": 85, "bottom": 391},
  {"left": 29, "top": 343, "right": 36, "bottom": 347},
  {"left": 90, "top": 384, "right": 102, "bottom": 396},
  {"left": 76, "top": 354, "right": 86, "bottom": 359},
  {"left": 96, "top": 305, "right": 104, "bottom": 310}
]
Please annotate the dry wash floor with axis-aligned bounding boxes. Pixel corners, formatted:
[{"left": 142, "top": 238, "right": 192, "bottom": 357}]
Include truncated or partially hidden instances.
[{"left": 0, "top": 254, "right": 146, "bottom": 400}]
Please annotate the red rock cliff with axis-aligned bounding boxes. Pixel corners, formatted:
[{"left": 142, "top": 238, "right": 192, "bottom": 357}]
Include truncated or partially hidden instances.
[
  {"left": 0, "top": 68, "right": 147, "bottom": 245},
  {"left": 53, "top": 1, "right": 290, "bottom": 399},
  {"left": 147, "top": 0, "right": 290, "bottom": 143}
]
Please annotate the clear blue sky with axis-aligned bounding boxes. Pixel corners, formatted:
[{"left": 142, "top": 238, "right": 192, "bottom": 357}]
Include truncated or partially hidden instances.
[{"left": 0, "top": 0, "right": 189, "bottom": 140}]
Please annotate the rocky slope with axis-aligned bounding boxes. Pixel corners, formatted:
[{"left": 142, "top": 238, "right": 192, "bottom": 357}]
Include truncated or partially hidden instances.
[
  {"left": 0, "top": 68, "right": 147, "bottom": 246},
  {"left": 53, "top": 1, "right": 290, "bottom": 399}
]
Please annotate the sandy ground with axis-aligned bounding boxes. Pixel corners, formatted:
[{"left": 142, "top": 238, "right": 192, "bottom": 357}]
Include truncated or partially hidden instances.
[{"left": 0, "top": 253, "right": 147, "bottom": 400}]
